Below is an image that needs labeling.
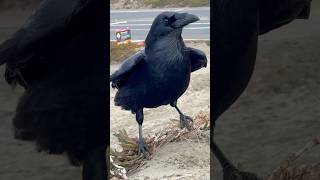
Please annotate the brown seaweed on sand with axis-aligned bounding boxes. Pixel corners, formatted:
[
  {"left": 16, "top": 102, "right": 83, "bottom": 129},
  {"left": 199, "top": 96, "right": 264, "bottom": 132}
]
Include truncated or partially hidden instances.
[{"left": 110, "top": 111, "right": 210, "bottom": 179}]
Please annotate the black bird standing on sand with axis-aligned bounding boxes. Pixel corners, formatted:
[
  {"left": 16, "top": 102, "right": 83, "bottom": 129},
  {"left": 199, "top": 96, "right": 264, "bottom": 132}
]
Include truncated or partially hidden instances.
[
  {"left": 213, "top": 0, "right": 311, "bottom": 179},
  {"left": 111, "top": 12, "right": 207, "bottom": 157},
  {"left": 0, "top": 0, "right": 108, "bottom": 180}
]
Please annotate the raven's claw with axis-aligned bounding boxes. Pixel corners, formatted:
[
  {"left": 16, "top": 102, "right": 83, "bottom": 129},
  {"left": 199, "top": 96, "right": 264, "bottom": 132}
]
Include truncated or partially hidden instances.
[
  {"left": 223, "top": 166, "right": 262, "bottom": 180},
  {"left": 138, "top": 138, "right": 149, "bottom": 158},
  {"left": 180, "top": 115, "right": 193, "bottom": 130}
]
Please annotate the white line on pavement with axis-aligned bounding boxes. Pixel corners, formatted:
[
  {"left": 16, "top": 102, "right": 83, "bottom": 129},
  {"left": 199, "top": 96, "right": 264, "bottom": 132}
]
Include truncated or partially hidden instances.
[
  {"left": 110, "top": 8, "right": 189, "bottom": 13},
  {"left": 110, "top": 22, "right": 210, "bottom": 26},
  {"left": 110, "top": 7, "right": 209, "bottom": 13},
  {"left": 110, "top": 17, "right": 210, "bottom": 23},
  {"left": 110, "top": 21, "right": 128, "bottom": 25}
]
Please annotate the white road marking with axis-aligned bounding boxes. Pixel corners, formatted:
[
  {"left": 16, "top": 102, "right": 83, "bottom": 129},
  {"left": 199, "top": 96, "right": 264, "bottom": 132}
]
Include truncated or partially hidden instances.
[
  {"left": 110, "top": 21, "right": 128, "bottom": 25},
  {"left": 110, "top": 7, "right": 210, "bottom": 39},
  {"left": 111, "top": 17, "right": 210, "bottom": 22},
  {"left": 111, "top": 9, "right": 181, "bottom": 13},
  {"left": 110, "top": 7, "right": 209, "bottom": 13},
  {"left": 110, "top": 22, "right": 210, "bottom": 26}
]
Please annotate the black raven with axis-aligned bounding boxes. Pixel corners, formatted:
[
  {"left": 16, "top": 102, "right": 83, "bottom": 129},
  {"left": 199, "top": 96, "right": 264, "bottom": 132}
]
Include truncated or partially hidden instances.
[
  {"left": 0, "top": 0, "right": 108, "bottom": 180},
  {"left": 213, "top": 0, "right": 311, "bottom": 179},
  {"left": 110, "top": 12, "right": 207, "bottom": 157}
]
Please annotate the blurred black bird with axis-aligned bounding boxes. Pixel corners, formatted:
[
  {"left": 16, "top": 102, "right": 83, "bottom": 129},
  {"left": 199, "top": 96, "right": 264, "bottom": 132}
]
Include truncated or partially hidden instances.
[
  {"left": 213, "top": 0, "right": 311, "bottom": 179},
  {"left": 110, "top": 12, "right": 207, "bottom": 157},
  {"left": 0, "top": 0, "right": 108, "bottom": 180}
]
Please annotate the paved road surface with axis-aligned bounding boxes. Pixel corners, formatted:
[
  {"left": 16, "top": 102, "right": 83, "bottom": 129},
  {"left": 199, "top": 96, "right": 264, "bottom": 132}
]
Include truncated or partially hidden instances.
[{"left": 110, "top": 7, "right": 210, "bottom": 41}]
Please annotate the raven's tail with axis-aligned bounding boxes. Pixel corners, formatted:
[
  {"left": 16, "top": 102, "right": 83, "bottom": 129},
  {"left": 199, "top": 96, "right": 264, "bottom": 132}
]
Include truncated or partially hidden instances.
[
  {"left": 212, "top": 141, "right": 234, "bottom": 169},
  {"left": 297, "top": 0, "right": 311, "bottom": 19},
  {"left": 0, "top": 38, "right": 16, "bottom": 66}
]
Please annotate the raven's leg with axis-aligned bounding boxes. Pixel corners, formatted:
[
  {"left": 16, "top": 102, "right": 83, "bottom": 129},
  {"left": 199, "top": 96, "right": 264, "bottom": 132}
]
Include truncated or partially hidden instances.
[
  {"left": 170, "top": 101, "right": 193, "bottom": 130},
  {"left": 82, "top": 146, "right": 107, "bottom": 180},
  {"left": 135, "top": 108, "right": 149, "bottom": 158},
  {"left": 213, "top": 141, "right": 261, "bottom": 180}
]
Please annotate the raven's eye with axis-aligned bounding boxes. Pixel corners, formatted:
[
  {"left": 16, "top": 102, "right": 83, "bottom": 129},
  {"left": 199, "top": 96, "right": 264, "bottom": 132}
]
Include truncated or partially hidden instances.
[{"left": 164, "top": 17, "right": 169, "bottom": 23}]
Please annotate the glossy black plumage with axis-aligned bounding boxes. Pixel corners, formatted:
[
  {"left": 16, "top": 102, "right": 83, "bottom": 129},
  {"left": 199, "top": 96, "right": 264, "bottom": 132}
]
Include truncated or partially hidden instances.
[{"left": 111, "top": 12, "right": 207, "bottom": 111}]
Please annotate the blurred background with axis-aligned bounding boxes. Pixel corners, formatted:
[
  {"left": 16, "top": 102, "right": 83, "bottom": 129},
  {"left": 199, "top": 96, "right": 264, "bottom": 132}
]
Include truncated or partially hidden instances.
[
  {"left": 0, "top": 1, "right": 82, "bottom": 179},
  {"left": 213, "top": 1, "right": 320, "bottom": 179}
]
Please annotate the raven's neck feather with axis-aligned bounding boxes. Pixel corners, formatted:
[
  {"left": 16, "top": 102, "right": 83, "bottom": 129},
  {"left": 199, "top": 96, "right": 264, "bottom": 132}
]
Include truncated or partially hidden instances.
[{"left": 145, "top": 33, "right": 184, "bottom": 56}]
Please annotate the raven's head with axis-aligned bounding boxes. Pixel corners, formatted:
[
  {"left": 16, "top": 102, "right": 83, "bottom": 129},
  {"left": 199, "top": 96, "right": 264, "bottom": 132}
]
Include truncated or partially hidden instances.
[{"left": 145, "top": 12, "right": 199, "bottom": 46}]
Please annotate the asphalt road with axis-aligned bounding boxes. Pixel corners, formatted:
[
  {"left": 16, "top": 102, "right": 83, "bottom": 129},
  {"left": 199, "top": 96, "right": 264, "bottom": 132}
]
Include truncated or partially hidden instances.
[{"left": 110, "top": 7, "right": 210, "bottom": 41}]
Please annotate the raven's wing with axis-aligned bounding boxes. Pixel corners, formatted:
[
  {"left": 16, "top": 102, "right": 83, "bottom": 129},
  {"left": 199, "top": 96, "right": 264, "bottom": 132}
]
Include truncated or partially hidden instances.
[
  {"left": 0, "top": 0, "right": 89, "bottom": 66},
  {"left": 0, "top": 0, "right": 90, "bottom": 87},
  {"left": 186, "top": 47, "right": 207, "bottom": 72},
  {"left": 259, "top": 0, "right": 311, "bottom": 35},
  {"left": 110, "top": 49, "right": 145, "bottom": 88}
]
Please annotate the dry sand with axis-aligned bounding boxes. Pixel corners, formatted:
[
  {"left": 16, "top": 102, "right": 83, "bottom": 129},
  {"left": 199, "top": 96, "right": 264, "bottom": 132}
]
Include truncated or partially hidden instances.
[
  {"left": 213, "top": 1, "right": 320, "bottom": 179},
  {"left": 110, "top": 42, "right": 210, "bottom": 179}
]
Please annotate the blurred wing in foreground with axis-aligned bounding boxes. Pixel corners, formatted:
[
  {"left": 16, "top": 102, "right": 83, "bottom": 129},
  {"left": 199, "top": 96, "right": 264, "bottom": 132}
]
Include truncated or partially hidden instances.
[{"left": 0, "top": 0, "right": 90, "bottom": 87}]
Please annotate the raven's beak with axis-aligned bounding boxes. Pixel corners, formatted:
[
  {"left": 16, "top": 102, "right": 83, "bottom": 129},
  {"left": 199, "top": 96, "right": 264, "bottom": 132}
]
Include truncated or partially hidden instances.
[{"left": 171, "top": 13, "right": 199, "bottom": 28}]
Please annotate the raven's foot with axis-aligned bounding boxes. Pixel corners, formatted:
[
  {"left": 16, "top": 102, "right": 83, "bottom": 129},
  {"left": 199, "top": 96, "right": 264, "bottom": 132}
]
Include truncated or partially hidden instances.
[
  {"left": 223, "top": 166, "right": 262, "bottom": 180},
  {"left": 179, "top": 114, "right": 193, "bottom": 130},
  {"left": 138, "top": 138, "right": 149, "bottom": 159}
]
